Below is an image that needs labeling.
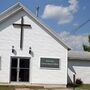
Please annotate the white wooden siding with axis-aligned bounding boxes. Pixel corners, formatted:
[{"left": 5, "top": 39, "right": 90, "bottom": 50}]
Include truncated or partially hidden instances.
[{"left": 0, "top": 10, "right": 68, "bottom": 85}]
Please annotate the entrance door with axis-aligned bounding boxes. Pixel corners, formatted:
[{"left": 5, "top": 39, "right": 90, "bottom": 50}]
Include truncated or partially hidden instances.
[{"left": 10, "top": 57, "right": 30, "bottom": 82}]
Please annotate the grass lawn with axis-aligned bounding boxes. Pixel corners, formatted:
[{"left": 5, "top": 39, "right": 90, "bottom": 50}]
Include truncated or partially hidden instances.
[
  {"left": 0, "top": 86, "right": 15, "bottom": 90},
  {"left": 75, "top": 84, "right": 90, "bottom": 90},
  {"left": 0, "top": 85, "right": 90, "bottom": 90}
]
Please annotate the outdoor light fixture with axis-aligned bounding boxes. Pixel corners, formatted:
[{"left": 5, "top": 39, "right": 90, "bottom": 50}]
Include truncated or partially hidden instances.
[
  {"left": 29, "top": 47, "right": 32, "bottom": 54},
  {"left": 12, "top": 46, "right": 15, "bottom": 53},
  {"left": 12, "top": 46, "right": 17, "bottom": 55}
]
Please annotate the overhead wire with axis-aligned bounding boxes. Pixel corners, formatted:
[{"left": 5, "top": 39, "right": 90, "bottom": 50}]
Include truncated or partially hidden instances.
[{"left": 70, "top": 19, "right": 90, "bottom": 34}]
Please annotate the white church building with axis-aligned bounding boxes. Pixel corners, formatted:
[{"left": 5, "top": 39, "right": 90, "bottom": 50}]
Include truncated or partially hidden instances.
[{"left": 0, "top": 3, "right": 90, "bottom": 88}]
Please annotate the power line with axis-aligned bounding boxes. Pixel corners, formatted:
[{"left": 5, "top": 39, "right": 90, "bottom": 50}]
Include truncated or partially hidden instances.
[{"left": 70, "top": 19, "right": 90, "bottom": 34}]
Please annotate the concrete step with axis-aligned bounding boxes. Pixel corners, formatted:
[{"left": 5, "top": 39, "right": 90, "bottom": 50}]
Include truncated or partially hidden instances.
[{"left": 15, "top": 87, "right": 73, "bottom": 90}]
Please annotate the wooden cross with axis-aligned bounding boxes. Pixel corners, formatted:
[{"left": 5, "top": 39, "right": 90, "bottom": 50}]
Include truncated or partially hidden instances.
[{"left": 13, "top": 16, "right": 31, "bottom": 50}]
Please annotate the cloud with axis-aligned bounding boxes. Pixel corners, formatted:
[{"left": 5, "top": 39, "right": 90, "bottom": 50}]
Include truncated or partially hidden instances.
[
  {"left": 42, "top": 0, "right": 79, "bottom": 24},
  {"left": 59, "top": 31, "right": 88, "bottom": 50},
  {"left": 69, "top": 0, "right": 78, "bottom": 12}
]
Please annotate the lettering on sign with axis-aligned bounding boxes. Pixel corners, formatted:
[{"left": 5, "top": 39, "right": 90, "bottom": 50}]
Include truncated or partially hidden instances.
[{"left": 40, "top": 58, "right": 60, "bottom": 69}]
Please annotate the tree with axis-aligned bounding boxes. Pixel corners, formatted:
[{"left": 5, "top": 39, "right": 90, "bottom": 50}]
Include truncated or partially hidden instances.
[{"left": 83, "top": 35, "right": 90, "bottom": 52}]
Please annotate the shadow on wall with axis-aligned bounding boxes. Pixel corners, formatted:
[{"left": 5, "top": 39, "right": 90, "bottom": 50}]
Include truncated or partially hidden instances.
[{"left": 67, "top": 74, "right": 72, "bottom": 84}]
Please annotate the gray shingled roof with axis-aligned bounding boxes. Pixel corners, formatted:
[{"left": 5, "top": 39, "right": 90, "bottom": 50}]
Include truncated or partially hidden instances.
[{"left": 68, "top": 51, "right": 90, "bottom": 60}]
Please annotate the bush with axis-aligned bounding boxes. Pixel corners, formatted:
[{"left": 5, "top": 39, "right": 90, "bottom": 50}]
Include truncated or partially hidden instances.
[{"left": 75, "top": 78, "right": 83, "bottom": 85}]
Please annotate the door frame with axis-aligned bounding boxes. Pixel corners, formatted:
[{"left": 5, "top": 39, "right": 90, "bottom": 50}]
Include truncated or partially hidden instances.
[{"left": 10, "top": 56, "right": 30, "bottom": 83}]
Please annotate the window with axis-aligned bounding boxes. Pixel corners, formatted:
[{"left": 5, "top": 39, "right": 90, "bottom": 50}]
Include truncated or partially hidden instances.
[
  {"left": 11, "top": 57, "right": 30, "bottom": 82},
  {"left": 40, "top": 58, "right": 60, "bottom": 69}
]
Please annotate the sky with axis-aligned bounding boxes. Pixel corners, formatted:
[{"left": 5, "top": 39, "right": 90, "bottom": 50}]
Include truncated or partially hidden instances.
[{"left": 0, "top": 0, "right": 90, "bottom": 51}]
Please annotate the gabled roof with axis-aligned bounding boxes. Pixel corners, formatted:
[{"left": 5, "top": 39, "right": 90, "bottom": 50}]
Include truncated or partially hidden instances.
[
  {"left": 0, "top": 2, "right": 70, "bottom": 50},
  {"left": 68, "top": 51, "right": 90, "bottom": 60}
]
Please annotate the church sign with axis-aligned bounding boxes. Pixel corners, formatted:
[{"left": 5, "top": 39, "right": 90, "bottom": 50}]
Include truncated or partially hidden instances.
[{"left": 40, "top": 58, "right": 60, "bottom": 69}]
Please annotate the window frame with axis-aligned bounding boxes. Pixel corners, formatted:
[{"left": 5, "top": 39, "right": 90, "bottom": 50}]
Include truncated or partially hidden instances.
[{"left": 40, "top": 57, "right": 60, "bottom": 70}]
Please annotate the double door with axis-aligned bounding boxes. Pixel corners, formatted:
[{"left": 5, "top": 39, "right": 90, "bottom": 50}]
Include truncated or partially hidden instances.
[{"left": 10, "top": 57, "right": 30, "bottom": 82}]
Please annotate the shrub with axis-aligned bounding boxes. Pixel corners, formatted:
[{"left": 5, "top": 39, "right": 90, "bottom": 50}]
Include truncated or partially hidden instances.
[{"left": 75, "top": 78, "right": 83, "bottom": 85}]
